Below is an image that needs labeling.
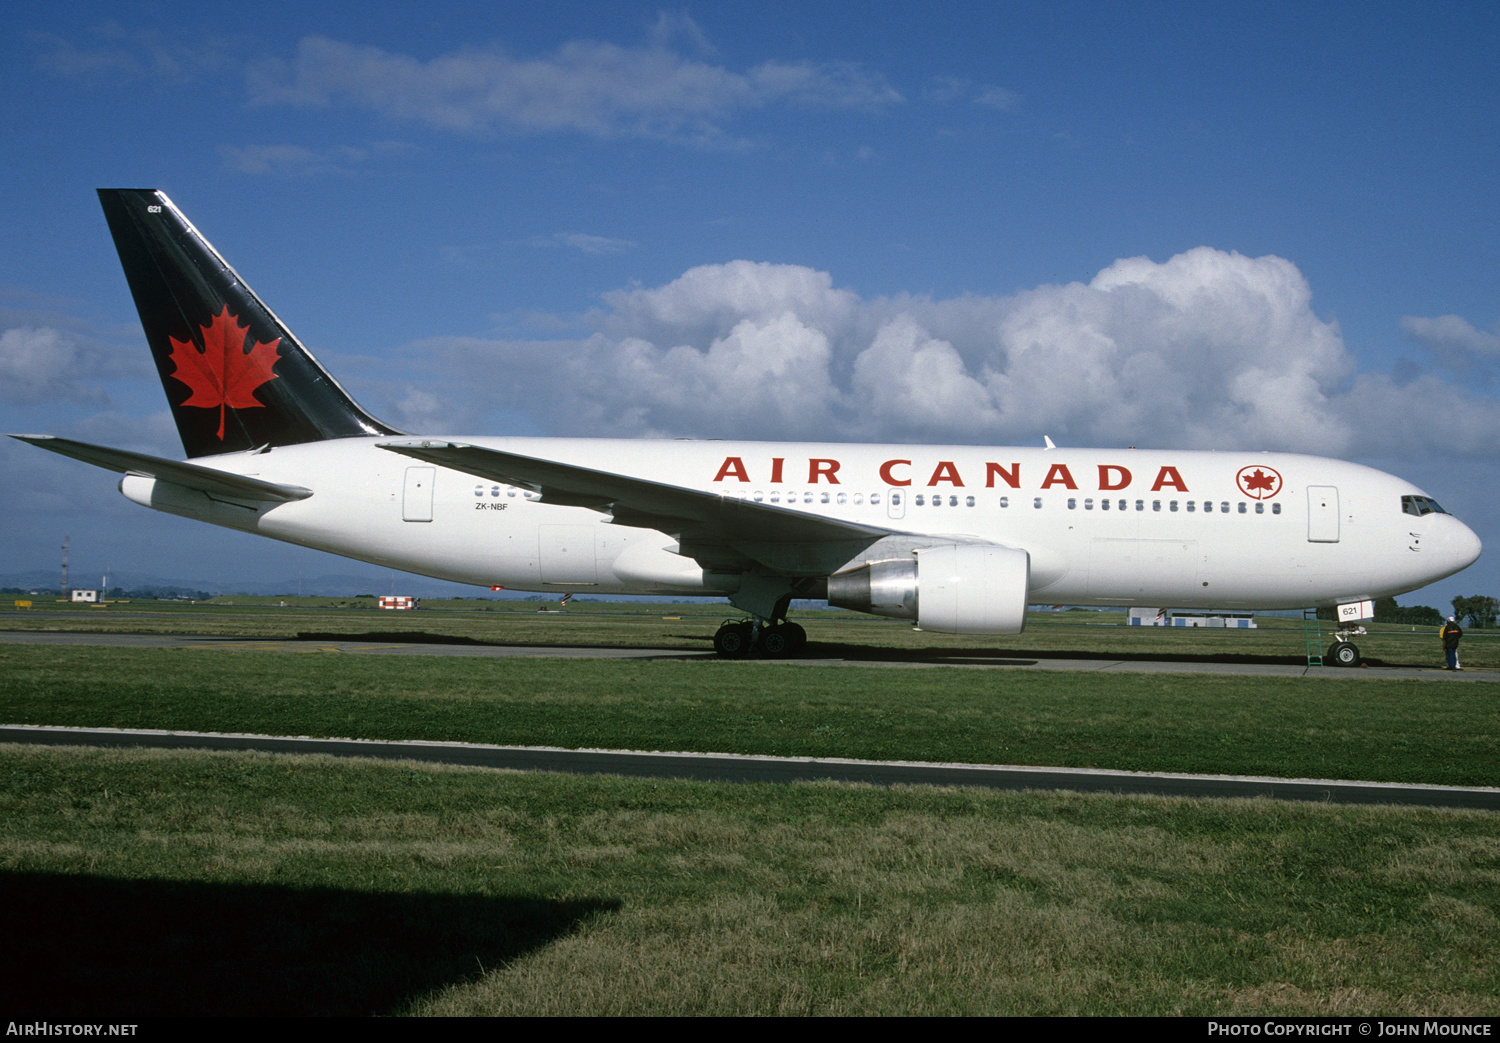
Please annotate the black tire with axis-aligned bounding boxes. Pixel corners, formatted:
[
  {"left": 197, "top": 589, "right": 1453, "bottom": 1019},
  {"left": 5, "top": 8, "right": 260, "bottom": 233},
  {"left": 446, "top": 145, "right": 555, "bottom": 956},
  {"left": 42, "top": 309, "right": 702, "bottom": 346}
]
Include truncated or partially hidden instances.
[
  {"left": 755, "top": 622, "right": 808, "bottom": 659},
  {"left": 1329, "top": 641, "right": 1361, "bottom": 667},
  {"left": 758, "top": 625, "right": 792, "bottom": 658},
  {"left": 714, "top": 622, "right": 753, "bottom": 658}
]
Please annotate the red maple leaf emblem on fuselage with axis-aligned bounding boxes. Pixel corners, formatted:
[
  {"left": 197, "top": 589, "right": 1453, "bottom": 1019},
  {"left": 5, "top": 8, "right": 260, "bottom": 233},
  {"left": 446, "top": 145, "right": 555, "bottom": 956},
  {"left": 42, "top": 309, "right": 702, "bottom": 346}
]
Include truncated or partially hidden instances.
[
  {"left": 168, "top": 306, "right": 280, "bottom": 440},
  {"left": 1235, "top": 465, "right": 1283, "bottom": 500}
]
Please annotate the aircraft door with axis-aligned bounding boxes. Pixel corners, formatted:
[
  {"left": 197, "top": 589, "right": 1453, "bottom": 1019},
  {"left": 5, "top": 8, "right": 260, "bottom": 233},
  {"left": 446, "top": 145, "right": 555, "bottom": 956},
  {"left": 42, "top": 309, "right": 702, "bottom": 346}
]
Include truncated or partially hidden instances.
[
  {"left": 1307, "top": 486, "right": 1339, "bottom": 543},
  {"left": 402, "top": 466, "right": 435, "bottom": 522},
  {"left": 887, "top": 489, "right": 906, "bottom": 520}
]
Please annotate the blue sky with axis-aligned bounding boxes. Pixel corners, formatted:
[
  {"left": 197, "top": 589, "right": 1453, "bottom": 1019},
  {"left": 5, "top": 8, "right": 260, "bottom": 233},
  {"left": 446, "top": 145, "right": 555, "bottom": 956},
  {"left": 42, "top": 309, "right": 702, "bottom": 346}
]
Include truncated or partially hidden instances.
[{"left": 1, "top": 1, "right": 1496, "bottom": 606}]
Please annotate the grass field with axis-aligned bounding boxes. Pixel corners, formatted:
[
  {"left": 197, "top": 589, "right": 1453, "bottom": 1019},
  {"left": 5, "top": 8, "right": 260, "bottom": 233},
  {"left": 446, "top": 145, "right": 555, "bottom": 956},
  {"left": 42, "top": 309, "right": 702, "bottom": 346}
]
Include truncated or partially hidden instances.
[
  {"left": 2, "top": 745, "right": 1497, "bottom": 1016},
  {"left": 0, "top": 603, "right": 1496, "bottom": 1015},
  {"left": 3, "top": 596, "right": 1496, "bottom": 668},
  {"left": 1, "top": 646, "right": 1496, "bottom": 784}
]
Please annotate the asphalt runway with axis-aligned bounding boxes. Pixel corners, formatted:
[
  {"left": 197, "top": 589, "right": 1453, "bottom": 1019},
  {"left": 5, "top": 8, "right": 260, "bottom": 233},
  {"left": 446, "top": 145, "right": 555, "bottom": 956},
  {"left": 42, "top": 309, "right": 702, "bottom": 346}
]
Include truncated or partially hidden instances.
[
  {"left": 4, "top": 724, "right": 1498, "bottom": 810},
  {"left": 0, "top": 628, "right": 1492, "bottom": 679}
]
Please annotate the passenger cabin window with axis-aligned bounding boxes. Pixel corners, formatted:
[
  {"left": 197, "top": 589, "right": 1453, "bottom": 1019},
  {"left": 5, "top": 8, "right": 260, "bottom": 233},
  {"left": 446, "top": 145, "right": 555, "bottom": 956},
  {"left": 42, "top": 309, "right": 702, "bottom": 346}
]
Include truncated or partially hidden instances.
[
  {"left": 1033, "top": 497, "right": 1043, "bottom": 509},
  {"left": 999, "top": 496, "right": 1009, "bottom": 508}
]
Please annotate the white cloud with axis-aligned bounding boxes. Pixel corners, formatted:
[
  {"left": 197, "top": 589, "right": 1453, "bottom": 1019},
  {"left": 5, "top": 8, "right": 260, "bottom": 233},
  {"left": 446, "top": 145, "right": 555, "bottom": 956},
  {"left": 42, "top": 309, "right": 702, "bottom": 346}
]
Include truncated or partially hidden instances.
[
  {"left": 1402, "top": 314, "right": 1500, "bottom": 383},
  {"left": 599, "top": 260, "right": 859, "bottom": 346},
  {"left": 248, "top": 31, "right": 901, "bottom": 144},
  {"left": 31, "top": 23, "right": 231, "bottom": 82},
  {"left": 530, "top": 232, "right": 637, "bottom": 256},
  {"left": 391, "top": 388, "right": 448, "bottom": 433},
  {"left": 396, "top": 249, "right": 1500, "bottom": 464},
  {"left": 0, "top": 326, "right": 140, "bottom": 405},
  {"left": 921, "top": 75, "right": 1017, "bottom": 110},
  {"left": 972, "top": 85, "right": 1019, "bottom": 111},
  {"left": 65, "top": 411, "right": 180, "bottom": 457},
  {"left": 1402, "top": 314, "right": 1500, "bottom": 358}
]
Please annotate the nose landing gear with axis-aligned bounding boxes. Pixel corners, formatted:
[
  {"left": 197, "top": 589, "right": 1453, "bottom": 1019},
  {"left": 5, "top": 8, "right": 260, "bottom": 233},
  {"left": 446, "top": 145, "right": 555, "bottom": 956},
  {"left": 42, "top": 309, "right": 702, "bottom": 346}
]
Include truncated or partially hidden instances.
[{"left": 1328, "top": 626, "right": 1364, "bottom": 667}]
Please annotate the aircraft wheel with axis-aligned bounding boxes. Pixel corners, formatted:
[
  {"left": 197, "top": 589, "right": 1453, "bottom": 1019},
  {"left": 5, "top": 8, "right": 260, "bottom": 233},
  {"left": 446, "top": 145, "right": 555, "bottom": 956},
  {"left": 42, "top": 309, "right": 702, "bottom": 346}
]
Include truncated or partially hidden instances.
[
  {"left": 755, "top": 622, "right": 808, "bottom": 658},
  {"left": 1328, "top": 641, "right": 1361, "bottom": 667},
  {"left": 756, "top": 624, "right": 792, "bottom": 657},
  {"left": 714, "top": 622, "right": 754, "bottom": 658}
]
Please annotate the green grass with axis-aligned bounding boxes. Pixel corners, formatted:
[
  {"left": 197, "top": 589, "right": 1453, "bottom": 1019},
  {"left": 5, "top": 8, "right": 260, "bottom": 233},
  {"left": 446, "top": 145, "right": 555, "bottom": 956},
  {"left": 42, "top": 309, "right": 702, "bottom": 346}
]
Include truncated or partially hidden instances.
[
  {"left": 2, "top": 612, "right": 1496, "bottom": 1016},
  {"left": 2, "top": 744, "right": 1497, "bottom": 1016},
  {"left": 0, "top": 646, "right": 1495, "bottom": 785},
  {"left": 3, "top": 598, "right": 1497, "bottom": 667}
]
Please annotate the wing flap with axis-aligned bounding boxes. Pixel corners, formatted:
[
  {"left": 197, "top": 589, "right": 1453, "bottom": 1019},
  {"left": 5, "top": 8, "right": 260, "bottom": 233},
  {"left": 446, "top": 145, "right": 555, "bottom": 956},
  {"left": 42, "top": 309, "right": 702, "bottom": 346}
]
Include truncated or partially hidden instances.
[{"left": 11, "top": 435, "right": 313, "bottom": 503}]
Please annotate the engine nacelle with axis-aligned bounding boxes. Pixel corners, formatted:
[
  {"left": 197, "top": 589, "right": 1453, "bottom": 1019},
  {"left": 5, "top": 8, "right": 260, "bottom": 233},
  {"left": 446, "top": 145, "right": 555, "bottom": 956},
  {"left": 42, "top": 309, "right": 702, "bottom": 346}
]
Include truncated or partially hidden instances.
[{"left": 826, "top": 544, "right": 1030, "bottom": 635}]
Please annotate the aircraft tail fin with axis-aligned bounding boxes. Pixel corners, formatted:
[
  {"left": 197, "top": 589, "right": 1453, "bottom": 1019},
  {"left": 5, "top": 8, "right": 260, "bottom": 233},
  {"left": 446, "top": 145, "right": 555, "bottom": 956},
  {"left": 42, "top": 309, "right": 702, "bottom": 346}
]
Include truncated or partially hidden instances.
[{"left": 97, "top": 189, "right": 400, "bottom": 459}]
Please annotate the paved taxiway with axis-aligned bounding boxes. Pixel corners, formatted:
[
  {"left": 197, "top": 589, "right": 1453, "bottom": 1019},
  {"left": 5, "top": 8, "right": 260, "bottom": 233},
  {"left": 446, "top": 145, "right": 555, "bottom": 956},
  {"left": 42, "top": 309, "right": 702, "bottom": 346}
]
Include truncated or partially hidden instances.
[
  {"left": 4, "top": 724, "right": 1498, "bottom": 810},
  {"left": 0, "top": 628, "right": 1492, "bottom": 680}
]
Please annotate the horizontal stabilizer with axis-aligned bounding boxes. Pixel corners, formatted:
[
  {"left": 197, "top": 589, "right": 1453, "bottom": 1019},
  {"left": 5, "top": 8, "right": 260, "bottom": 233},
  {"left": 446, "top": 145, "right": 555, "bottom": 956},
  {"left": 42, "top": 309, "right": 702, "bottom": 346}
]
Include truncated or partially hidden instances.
[
  {"left": 377, "top": 439, "right": 890, "bottom": 546},
  {"left": 11, "top": 435, "right": 312, "bottom": 503}
]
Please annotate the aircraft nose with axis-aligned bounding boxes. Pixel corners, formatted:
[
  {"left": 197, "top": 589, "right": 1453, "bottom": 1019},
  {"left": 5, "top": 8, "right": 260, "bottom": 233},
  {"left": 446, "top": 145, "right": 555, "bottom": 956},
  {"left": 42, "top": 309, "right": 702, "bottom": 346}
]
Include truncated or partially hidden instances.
[{"left": 1441, "top": 518, "right": 1483, "bottom": 572}]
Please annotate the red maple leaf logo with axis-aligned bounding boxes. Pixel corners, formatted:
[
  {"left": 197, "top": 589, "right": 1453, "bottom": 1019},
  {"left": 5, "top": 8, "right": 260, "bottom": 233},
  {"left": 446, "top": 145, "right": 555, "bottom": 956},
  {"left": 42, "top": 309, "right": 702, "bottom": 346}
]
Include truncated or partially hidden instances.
[
  {"left": 1235, "top": 465, "right": 1283, "bottom": 500},
  {"left": 168, "top": 306, "right": 280, "bottom": 440}
]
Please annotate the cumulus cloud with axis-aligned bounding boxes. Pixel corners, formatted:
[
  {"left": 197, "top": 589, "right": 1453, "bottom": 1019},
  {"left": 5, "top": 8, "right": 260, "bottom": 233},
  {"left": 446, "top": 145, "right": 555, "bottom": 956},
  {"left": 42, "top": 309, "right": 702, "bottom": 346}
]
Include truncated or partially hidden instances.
[
  {"left": 65, "top": 410, "right": 180, "bottom": 457},
  {"left": 398, "top": 249, "right": 1500, "bottom": 462},
  {"left": 1402, "top": 314, "right": 1500, "bottom": 384},
  {"left": 247, "top": 29, "right": 901, "bottom": 144},
  {"left": 0, "top": 326, "right": 141, "bottom": 405}
]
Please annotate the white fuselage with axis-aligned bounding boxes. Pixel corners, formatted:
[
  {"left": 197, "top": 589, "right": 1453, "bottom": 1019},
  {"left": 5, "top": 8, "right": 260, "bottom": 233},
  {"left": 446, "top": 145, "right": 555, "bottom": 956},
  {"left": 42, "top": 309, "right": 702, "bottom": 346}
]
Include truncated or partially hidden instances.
[{"left": 120, "top": 437, "right": 1482, "bottom": 610}]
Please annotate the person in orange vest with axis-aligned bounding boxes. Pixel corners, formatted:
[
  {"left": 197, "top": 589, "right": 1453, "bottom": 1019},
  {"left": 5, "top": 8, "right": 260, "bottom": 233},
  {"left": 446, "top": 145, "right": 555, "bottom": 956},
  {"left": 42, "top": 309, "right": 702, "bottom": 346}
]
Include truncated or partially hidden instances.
[{"left": 1441, "top": 617, "right": 1463, "bottom": 671}]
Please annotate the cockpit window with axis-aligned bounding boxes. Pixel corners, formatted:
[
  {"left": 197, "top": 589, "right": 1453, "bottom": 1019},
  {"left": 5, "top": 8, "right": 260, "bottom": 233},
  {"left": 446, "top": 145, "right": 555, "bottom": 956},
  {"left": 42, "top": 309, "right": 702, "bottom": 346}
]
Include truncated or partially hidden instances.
[{"left": 1402, "top": 495, "right": 1448, "bottom": 517}]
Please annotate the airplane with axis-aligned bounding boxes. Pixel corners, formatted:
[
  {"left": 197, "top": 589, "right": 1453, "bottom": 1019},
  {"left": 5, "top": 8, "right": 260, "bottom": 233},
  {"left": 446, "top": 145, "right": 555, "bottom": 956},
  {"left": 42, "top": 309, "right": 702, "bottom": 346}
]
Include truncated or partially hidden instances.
[{"left": 12, "top": 189, "right": 1483, "bottom": 665}]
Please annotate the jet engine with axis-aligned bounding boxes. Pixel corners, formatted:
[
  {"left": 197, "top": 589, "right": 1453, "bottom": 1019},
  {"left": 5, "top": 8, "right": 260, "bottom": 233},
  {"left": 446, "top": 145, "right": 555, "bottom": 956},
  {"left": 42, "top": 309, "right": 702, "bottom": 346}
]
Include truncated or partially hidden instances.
[{"left": 826, "top": 544, "right": 1030, "bottom": 635}]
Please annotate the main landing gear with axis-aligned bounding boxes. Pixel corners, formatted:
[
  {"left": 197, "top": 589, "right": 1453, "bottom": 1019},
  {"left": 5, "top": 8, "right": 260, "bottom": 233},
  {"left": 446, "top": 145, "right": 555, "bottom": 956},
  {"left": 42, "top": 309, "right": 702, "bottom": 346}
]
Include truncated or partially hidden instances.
[{"left": 713, "top": 618, "right": 808, "bottom": 659}]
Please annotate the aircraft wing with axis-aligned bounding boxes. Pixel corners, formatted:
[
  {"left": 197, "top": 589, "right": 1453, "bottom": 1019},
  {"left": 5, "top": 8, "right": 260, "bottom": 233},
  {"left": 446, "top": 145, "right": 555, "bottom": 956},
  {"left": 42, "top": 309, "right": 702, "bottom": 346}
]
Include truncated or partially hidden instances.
[
  {"left": 11, "top": 435, "right": 313, "bottom": 503},
  {"left": 378, "top": 439, "right": 893, "bottom": 572}
]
